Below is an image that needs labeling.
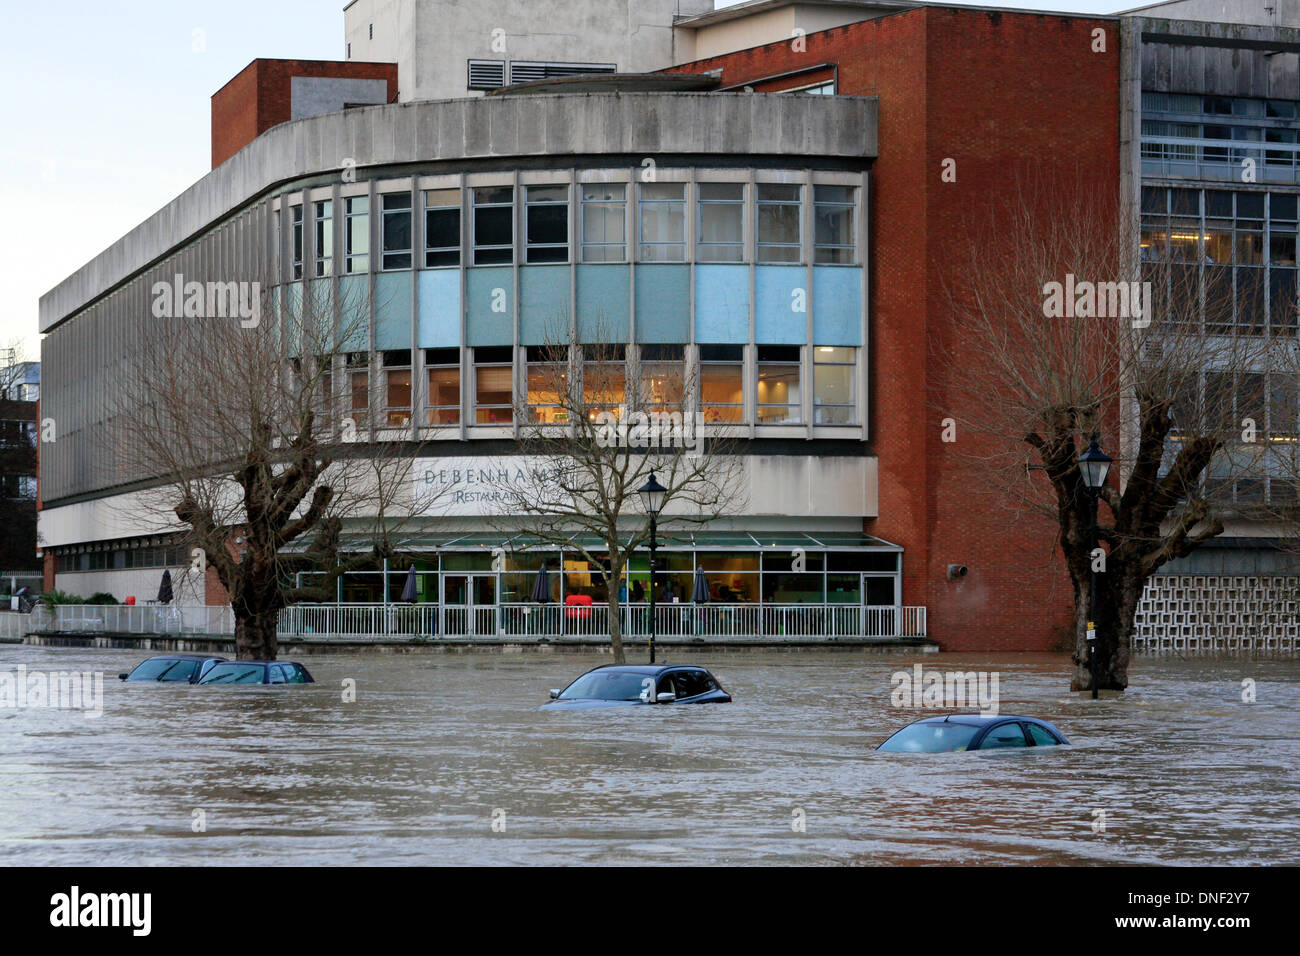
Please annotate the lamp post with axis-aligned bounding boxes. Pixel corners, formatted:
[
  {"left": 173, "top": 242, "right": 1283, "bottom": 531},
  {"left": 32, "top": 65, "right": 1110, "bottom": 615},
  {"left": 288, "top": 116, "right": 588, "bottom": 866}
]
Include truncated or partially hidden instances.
[
  {"left": 1078, "top": 434, "right": 1113, "bottom": 701},
  {"left": 637, "top": 472, "right": 668, "bottom": 664}
]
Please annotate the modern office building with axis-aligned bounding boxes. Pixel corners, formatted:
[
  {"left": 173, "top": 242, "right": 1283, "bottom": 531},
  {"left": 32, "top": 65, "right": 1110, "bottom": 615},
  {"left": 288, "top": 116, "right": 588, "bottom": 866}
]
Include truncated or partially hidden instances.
[
  {"left": 36, "top": 0, "right": 1300, "bottom": 651},
  {"left": 1, "top": 359, "right": 39, "bottom": 579}
]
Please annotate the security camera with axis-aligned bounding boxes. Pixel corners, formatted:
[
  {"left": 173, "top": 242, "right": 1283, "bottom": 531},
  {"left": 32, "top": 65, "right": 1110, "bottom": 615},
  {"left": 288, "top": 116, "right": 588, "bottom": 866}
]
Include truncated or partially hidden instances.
[{"left": 947, "top": 564, "right": 968, "bottom": 579}]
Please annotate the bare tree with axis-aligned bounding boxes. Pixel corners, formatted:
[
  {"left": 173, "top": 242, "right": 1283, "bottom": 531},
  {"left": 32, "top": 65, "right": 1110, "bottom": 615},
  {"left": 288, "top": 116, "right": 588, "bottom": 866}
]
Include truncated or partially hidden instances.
[
  {"left": 111, "top": 280, "right": 437, "bottom": 659},
  {"left": 482, "top": 316, "right": 745, "bottom": 663},
  {"left": 0, "top": 339, "right": 38, "bottom": 574},
  {"left": 936, "top": 177, "right": 1272, "bottom": 691}
]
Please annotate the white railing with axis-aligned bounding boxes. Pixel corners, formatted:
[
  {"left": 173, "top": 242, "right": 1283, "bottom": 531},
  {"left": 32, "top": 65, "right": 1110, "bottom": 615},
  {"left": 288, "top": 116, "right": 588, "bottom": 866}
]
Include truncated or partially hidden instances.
[
  {"left": 39, "top": 604, "right": 234, "bottom": 635},
  {"left": 283, "top": 602, "right": 927, "bottom": 640},
  {"left": 0, "top": 611, "right": 34, "bottom": 641}
]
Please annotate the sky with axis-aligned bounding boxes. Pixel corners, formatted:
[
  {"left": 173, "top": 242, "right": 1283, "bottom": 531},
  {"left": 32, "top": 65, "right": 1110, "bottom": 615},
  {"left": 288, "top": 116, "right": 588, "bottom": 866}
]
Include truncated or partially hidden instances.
[{"left": 0, "top": 0, "right": 1128, "bottom": 360}]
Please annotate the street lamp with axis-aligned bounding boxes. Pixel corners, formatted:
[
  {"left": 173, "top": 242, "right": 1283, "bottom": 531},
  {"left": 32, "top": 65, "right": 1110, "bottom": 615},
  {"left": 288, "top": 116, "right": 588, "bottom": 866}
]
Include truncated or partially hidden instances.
[
  {"left": 1078, "top": 434, "right": 1112, "bottom": 701},
  {"left": 637, "top": 472, "right": 668, "bottom": 663}
]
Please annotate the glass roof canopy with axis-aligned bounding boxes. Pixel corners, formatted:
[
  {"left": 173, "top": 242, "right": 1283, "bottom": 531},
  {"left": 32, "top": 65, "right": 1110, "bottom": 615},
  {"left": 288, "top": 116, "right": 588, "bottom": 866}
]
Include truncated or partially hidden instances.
[{"left": 282, "top": 531, "right": 901, "bottom": 554}]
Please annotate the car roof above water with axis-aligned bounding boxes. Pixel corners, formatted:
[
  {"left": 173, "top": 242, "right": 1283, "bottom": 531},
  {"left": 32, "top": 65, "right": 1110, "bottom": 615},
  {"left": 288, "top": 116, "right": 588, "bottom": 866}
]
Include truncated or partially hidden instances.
[{"left": 586, "top": 664, "right": 705, "bottom": 675}]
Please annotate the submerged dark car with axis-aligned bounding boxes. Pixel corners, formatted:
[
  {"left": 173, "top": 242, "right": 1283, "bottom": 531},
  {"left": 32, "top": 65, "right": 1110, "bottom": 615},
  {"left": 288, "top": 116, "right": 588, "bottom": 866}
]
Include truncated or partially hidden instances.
[
  {"left": 119, "top": 655, "right": 226, "bottom": 684},
  {"left": 196, "top": 661, "right": 315, "bottom": 685},
  {"left": 541, "top": 664, "right": 731, "bottom": 709},
  {"left": 877, "top": 714, "right": 1069, "bottom": 753}
]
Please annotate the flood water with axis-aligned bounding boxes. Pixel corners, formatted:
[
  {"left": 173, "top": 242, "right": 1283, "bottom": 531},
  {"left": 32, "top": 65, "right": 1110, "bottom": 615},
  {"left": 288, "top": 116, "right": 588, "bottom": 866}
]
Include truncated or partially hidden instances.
[{"left": 1, "top": 645, "right": 1297, "bottom": 865}]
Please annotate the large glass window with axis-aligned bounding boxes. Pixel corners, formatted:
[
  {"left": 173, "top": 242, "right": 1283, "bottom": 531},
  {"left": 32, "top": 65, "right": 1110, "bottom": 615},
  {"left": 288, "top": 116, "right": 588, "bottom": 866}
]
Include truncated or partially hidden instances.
[
  {"left": 757, "top": 346, "right": 801, "bottom": 424},
  {"left": 813, "top": 346, "right": 855, "bottom": 424},
  {"left": 583, "top": 344, "right": 625, "bottom": 418},
  {"left": 526, "top": 345, "right": 569, "bottom": 423},
  {"left": 425, "top": 348, "right": 460, "bottom": 426},
  {"left": 526, "top": 184, "right": 569, "bottom": 263},
  {"left": 315, "top": 200, "right": 333, "bottom": 276},
  {"left": 699, "top": 345, "right": 744, "bottom": 423},
  {"left": 290, "top": 205, "right": 304, "bottom": 279},
  {"left": 424, "top": 189, "right": 461, "bottom": 267},
  {"left": 346, "top": 352, "right": 369, "bottom": 428},
  {"left": 474, "top": 347, "right": 514, "bottom": 424},
  {"left": 382, "top": 350, "right": 412, "bottom": 426},
  {"left": 345, "top": 196, "right": 370, "bottom": 274},
  {"left": 473, "top": 186, "right": 514, "bottom": 265},
  {"left": 814, "top": 185, "right": 855, "bottom": 264},
  {"left": 637, "top": 344, "right": 685, "bottom": 409},
  {"left": 757, "top": 184, "right": 801, "bottom": 263},
  {"left": 698, "top": 183, "right": 744, "bottom": 262},
  {"left": 639, "top": 183, "right": 685, "bottom": 261},
  {"left": 581, "top": 184, "right": 626, "bottom": 262},
  {"left": 381, "top": 193, "right": 413, "bottom": 270}
]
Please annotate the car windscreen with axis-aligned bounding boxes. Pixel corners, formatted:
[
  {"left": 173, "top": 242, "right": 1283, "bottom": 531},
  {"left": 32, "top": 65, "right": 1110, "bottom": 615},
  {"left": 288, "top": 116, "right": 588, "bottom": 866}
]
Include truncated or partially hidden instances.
[
  {"left": 129, "top": 659, "right": 194, "bottom": 681},
  {"left": 879, "top": 722, "right": 981, "bottom": 753},
  {"left": 198, "top": 664, "right": 266, "bottom": 685},
  {"left": 559, "top": 671, "right": 654, "bottom": 701}
]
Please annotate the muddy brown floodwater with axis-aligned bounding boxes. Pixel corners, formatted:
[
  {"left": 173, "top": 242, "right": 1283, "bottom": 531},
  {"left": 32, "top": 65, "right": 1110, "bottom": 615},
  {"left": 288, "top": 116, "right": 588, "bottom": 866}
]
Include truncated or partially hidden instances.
[{"left": 0, "top": 645, "right": 1296, "bottom": 865}]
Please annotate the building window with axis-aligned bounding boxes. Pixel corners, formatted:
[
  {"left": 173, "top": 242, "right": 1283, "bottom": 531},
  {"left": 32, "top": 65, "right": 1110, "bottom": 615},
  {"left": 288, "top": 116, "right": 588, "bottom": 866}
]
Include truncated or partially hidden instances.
[
  {"left": 424, "top": 189, "right": 461, "bottom": 267},
  {"left": 290, "top": 205, "right": 304, "bottom": 279},
  {"left": 382, "top": 350, "right": 411, "bottom": 427},
  {"left": 698, "top": 183, "right": 744, "bottom": 262},
  {"left": 581, "top": 184, "right": 626, "bottom": 262},
  {"left": 637, "top": 344, "right": 686, "bottom": 409},
  {"left": 381, "top": 193, "right": 413, "bottom": 270},
  {"left": 473, "top": 186, "right": 513, "bottom": 265},
  {"left": 474, "top": 346, "right": 514, "bottom": 424},
  {"left": 526, "top": 184, "right": 569, "bottom": 263},
  {"left": 699, "top": 344, "right": 743, "bottom": 422},
  {"left": 315, "top": 200, "right": 333, "bottom": 276},
  {"left": 526, "top": 345, "right": 569, "bottom": 423},
  {"left": 583, "top": 344, "right": 625, "bottom": 419},
  {"left": 814, "top": 185, "right": 855, "bottom": 264},
  {"left": 757, "top": 184, "right": 801, "bottom": 263},
  {"left": 346, "top": 352, "right": 369, "bottom": 428},
  {"left": 345, "top": 196, "right": 370, "bottom": 273},
  {"left": 639, "top": 183, "right": 685, "bottom": 261},
  {"left": 757, "top": 345, "right": 801, "bottom": 424},
  {"left": 813, "top": 347, "right": 855, "bottom": 424},
  {"left": 425, "top": 348, "right": 460, "bottom": 426}
]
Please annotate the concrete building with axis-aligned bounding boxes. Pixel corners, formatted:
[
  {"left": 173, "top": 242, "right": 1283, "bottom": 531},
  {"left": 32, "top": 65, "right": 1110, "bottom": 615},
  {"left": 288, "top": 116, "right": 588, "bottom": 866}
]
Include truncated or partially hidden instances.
[{"left": 35, "top": 0, "right": 1300, "bottom": 651}]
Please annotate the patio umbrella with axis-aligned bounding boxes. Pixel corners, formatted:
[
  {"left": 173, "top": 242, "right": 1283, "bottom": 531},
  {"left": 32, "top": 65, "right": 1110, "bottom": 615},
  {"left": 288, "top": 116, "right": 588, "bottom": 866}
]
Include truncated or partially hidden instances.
[
  {"left": 531, "top": 563, "right": 552, "bottom": 603},
  {"left": 156, "top": 570, "right": 174, "bottom": 605},
  {"left": 691, "top": 566, "right": 710, "bottom": 603},
  {"left": 399, "top": 564, "right": 418, "bottom": 603}
]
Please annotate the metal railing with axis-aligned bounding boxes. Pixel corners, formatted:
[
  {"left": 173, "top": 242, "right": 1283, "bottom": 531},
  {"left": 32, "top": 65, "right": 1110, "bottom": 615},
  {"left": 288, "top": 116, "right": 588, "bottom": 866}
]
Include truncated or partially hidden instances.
[
  {"left": 38, "top": 604, "right": 235, "bottom": 635},
  {"left": 280, "top": 602, "right": 927, "bottom": 640}
]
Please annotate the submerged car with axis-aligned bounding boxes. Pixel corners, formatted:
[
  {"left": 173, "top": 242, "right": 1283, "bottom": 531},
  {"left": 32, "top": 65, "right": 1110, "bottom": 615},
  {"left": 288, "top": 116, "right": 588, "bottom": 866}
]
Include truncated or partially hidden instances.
[
  {"left": 541, "top": 664, "right": 731, "bottom": 709},
  {"left": 876, "top": 714, "right": 1069, "bottom": 753},
  {"left": 196, "top": 661, "right": 315, "bottom": 685},
  {"left": 119, "top": 655, "right": 226, "bottom": 684}
]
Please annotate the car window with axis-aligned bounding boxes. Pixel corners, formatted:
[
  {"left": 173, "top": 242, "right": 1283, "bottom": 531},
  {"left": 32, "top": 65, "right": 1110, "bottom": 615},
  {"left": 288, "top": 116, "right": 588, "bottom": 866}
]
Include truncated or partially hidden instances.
[
  {"left": 559, "top": 671, "right": 651, "bottom": 701},
  {"left": 284, "top": 664, "right": 310, "bottom": 684},
  {"left": 160, "top": 660, "right": 199, "bottom": 682},
  {"left": 879, "top": 722, "right": 980, "bottom": 753},
  {"left": 268, "top": 665, "right": 286, "bottom": 684},
  {"left": 128, "top": 659, "right": 182, "bottom": 680},
  {"left": 1027, "top": 723, "right": 1060, "bottom": 746},
  {"left": 200, "top": 664, "right": 266, "bottom": 684},
  {"left": 672, "top": 670, "right": 714, "bottom": 699},
  {"left": 979, "top": 722, "right": 1028, "bottom": 749}
]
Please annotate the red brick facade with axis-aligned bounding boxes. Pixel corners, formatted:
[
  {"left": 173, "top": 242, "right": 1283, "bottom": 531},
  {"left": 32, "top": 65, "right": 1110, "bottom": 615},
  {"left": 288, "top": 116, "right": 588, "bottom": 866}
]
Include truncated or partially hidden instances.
[
  {"left": 669, "top": 9, "right": 1122, "bottom": 651},
  {"left": 211, "top": 59, "right": 399, "bottom": 168}
]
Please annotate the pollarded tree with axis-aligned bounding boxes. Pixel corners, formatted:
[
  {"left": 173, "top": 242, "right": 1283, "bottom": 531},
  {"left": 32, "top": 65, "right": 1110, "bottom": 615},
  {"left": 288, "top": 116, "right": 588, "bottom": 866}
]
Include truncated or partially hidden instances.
[
  {"left": 937, "top": 177, "right": 1271, "bottom": 691},
  {"left": 114, "top": 280, "right": 436, "bottom": 659}
]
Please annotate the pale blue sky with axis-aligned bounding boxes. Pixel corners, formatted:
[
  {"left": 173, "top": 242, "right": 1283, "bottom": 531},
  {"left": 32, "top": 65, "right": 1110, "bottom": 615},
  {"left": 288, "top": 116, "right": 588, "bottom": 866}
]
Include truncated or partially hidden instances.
[{"left": 1, "top": 0, "right": 1126, "bottom": 357}]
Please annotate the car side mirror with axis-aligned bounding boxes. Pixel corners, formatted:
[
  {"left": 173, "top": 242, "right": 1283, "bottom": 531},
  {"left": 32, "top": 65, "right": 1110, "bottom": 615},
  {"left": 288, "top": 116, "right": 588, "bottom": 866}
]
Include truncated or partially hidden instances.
[
  {"left": 656, "top": 691, "right": 677, "bottom": 704},
  {"left": 118, "top": 673, "right": 128, "bottom": 680},
  {"left": 549, "top": 689, "right": 560, "bottom": 699}
]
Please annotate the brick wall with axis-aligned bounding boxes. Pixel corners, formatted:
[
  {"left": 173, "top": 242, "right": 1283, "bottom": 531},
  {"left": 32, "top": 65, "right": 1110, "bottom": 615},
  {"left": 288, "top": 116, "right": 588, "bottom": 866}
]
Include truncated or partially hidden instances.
[
  {"left": 211, "top": 59, "right": 399, "bottom": 168},
  {"left": 669, "top": 9, "right": 1122, "bottom": 650}
]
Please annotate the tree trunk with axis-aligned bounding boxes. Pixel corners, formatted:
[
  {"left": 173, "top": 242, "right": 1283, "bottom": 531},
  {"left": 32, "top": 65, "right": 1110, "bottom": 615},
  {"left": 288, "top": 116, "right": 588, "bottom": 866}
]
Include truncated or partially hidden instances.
[
  {"left": 606, "top": 555, "right": 626, "bottom": 664},
  {"left": 1069, "top": 561, "right": 1139, "bottom": 693},
  {"left": 234, "top": 607, "right": 280, "bottom": 660}
]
